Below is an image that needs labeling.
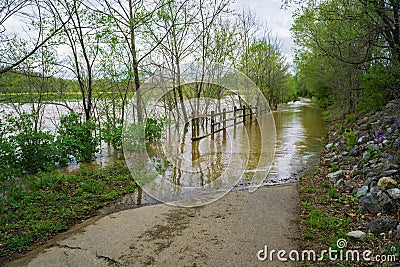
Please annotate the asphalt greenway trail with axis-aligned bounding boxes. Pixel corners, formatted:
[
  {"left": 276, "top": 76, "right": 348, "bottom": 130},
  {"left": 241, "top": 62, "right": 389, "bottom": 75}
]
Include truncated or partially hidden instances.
[{"left": 8, "top": 65, "right": 325, "bottom": 267}]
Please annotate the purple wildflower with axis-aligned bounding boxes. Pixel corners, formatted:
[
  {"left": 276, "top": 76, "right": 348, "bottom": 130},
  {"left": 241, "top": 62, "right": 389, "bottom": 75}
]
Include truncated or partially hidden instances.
[{"left": 374, "top": 133, "right": 384, "bottom": 143}]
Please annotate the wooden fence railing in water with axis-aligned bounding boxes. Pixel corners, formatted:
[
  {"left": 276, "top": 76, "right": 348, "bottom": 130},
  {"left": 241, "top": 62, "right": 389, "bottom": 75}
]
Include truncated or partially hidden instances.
[{"left": 191, "top": 103, "right": 268, "bottom": 141}]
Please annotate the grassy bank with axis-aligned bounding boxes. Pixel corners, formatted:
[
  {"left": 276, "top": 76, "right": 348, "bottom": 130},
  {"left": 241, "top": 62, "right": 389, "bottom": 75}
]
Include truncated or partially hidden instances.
[{"left": 0, "top": 161, "right": 137, "bottom": 263}]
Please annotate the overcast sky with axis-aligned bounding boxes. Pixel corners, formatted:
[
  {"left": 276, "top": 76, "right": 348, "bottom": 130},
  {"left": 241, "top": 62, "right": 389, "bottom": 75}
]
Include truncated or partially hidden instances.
[
  {"left": 233, "top": 0, "right": 296, "bottom": 64},
  {"left": 3, "top": 0, "right": 297, "bottom": 69}
]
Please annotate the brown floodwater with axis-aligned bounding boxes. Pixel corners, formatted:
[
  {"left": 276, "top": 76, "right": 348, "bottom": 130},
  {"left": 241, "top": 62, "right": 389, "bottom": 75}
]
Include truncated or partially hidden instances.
[
  {"left": 101, "top": 99, "right": 326, "bottom": 211},
  {"left": 1, "top": 98, "right": 325, "bottom": 211}
]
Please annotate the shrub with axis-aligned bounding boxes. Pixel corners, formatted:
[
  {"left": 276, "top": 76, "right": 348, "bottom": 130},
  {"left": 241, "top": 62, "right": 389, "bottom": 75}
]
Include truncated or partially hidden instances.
[
  {"left": 344, "top": 129, "right": 357, "bottom": 151},
  {"left": 0, "top": 113, "right": 58, "bottom": 176},
  {"left": 145, "top": 118, "right": 163, "bottom": 141},
  {"left": 56, "top": 112, "right": 99, "bottom": 163},
  {"left": 358, "top": 63, "right": 400, "bottom": 113},
  {"left": 101, "top": 119, "right": 123, "bottom": 150},
  {"left": 345, "top": 113, "right": 356, "bottom": 124}
]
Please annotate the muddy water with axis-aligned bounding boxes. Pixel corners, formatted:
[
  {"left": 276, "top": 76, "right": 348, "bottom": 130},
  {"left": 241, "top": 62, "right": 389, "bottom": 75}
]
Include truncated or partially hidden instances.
[
  {"left": 267, "top": 99, "right": 326, "bottom": 184},
  {"left": 1, "top": 99, "right": 325, "bottom": 210},
  {"left": 101, "top": 99, "right": 326, "bottom": 212}
]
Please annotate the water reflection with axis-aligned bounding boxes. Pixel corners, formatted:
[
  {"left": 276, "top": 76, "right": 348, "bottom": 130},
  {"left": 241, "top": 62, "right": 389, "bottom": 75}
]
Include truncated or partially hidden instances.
[
  {"left": 267, "top": 100, "right": 326, "bottom": 184},
  {"left": 103, "top": 99, "right": 325, "bottom": 211},
  {"left": 1, "top": 99, "right": 325, "bottom": 210}
]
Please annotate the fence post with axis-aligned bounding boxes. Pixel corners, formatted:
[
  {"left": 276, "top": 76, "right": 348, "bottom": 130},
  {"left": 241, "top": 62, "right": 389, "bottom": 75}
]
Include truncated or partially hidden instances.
[
  {"left": 211, "top": 111, "right": 215, "bottom": 136},
  {"left": 196, "top": 117, "right": 200, "bottom": 136},
  {"left": 191, "top": 112, "right": 196, "bottom": 139},
  {"left": 249, "top": 105, "right": 252, "bottom": 120},
  {"left": 242, "top": 105, "right": 246, "bottom": 123},
  {"left": 223, "top": 108, "right": 226, "bottom": 130},
  {"left": 234, "top": 106, "right": 237, "bottom": 125}
]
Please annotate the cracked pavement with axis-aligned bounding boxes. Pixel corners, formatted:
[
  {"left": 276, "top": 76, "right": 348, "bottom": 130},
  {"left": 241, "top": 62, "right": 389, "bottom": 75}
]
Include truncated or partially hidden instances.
[{"left": 7, "top": 184, "right": 300, "bottom": 267}]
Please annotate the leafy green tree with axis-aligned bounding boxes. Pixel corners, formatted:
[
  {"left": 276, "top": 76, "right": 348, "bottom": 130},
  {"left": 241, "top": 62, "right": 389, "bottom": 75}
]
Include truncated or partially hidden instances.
[
  {"left": 56, "top": 112, "right": 99, "bottom": 163},
  {"left": 240, "top": 38, "right": 290, "bottom": 109},
  {"left": 291, "top": 0, "right": 400, "bottom": 113}
]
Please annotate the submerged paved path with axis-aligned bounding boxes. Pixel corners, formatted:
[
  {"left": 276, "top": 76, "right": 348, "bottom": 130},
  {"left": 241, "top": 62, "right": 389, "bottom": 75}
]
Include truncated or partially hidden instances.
[{"left": 8, "top": 184, "right": 300, "bottom": 267}]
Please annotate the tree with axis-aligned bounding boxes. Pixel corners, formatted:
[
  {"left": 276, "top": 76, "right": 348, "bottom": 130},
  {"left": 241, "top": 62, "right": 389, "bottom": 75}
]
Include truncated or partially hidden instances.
[
  {"left": 290, "top": 0, "right": 400, "bottom": 113},
  {"left": 0, "top": 0, "right": 70, "bottom": 74},
  {"left": 240, "top": 36, "right": 289, "bottom": 109},
  {"left": 50, "top": 0, "right": 102, "bottom": 121}
]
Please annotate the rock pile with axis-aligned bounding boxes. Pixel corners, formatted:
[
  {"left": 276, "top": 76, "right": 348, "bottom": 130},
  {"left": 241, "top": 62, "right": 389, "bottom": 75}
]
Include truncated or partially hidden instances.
[{"left": 323, "top": 99, "right": 400, "bottom": 225}]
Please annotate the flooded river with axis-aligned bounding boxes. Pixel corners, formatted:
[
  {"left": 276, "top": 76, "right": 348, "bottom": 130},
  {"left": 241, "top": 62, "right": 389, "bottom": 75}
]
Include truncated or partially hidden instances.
[
  {"left": 1, "top": 98, "right": 325, "bottom": 209},
  {"left": 101, "top": 99, "right": 326, "bottom": 211}
]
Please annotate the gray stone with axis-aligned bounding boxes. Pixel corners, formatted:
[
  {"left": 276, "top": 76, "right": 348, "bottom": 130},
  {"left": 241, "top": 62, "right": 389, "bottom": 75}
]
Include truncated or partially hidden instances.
[
  {"left": 389, "top": 164, "right": 399, "bottom": 170},
  {"left": 387, "top": 188, "right": 400, "bottom": 199},
  {"left": 327, "top": 170, "right": 344, "bottom": 183},
  {"left": 368, "top": 159, "right": 378, "bottom": 165},
  {"left": 367, "top": 217, "right": 397, "bottom": 234},
  {"left": 347, "top": 231, "right": 367, "bottom": 240},
  {"left": 358, "top": 136, "right": 367, "bottom": 144},
  {"left": 365, "top": 177, "right": 378, "bottom": 187},
  {"left": 345, "top": 182, "right": 356, "bottom": 190},
  {"left": 335, "top": 178, "right": 345, "bottom": 189},
  {"left": 393, "top": 138, "right": 400, "bottom": 148},
  {"left": 378, "top": 192, "right": 393, "bottom": 210},
  {"left": 378, "top": 177, "right": 397, "bottom": 190},
  {"left": 370, "top": 185, "right": 381, "bottom": 195},
  {"left": 371, "top": 144, "right": 380, "bottom": 151},
  {"left": 384, "top": 170, "right": 398, "bottom": 176},
  {"left": 362, "top": 167, "right": 372, "bottom": 174},
  {"left": 325, "top": 143, "right": 333, "bottom": 150},
  {"left": 360, "top": 193, "right": 382, "bottom": 214},
  {"left": 357, "top": 186, "right": 369, "bottom": 198},
  {"left": 348, "top": 148, "right": 358, "bottom": 156},
  {"left": 366, "top": 171, "right": 378, "bottom": 178}
]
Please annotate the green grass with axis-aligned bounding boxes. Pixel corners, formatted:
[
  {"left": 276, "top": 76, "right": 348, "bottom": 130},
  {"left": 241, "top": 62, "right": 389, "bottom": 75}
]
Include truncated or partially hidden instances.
[{"left": 0, "top": 160, "right": 137, "bottom": 259}]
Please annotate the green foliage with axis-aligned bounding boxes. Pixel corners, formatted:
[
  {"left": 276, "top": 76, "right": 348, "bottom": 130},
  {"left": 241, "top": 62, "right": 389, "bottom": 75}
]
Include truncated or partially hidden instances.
[
  {"left": 319, "top": 180, "right": 330, "bottom": 188},
  {"left": 358, "top": 64, "right": 400, "bottom": 113},
  {"left": 338, "top": 123, "right": 345, "bottom": 134},
  {"left": 302, "top": 201, "right": 312, "bottom": 211},
  {"left": 344, "top": 129, "right": 357, "bottom": 151},
  {"left": 0, "top": 113, "right": 59, "bottom": 178},
  {"left": 307, "top": 210, "right": 337, "bottom": 230},
  {"left": 330, "top": 163, "right": 339, "bottom": 173},
  {"left": 123, "top": 118, "right": 164, "bottom": 152},
  {"left": 0, "top": 111, "right": 101, "bottom": 179},
  {"left": 308, "top": 209, "right": 351, "bottom": 231},
  {"left": 101, "top": 119, "right": 123, "bottom": 150},
  {"left": 123, "top": 122, "right": 146, "bottom": 151},
  {"left": 57, "top": 112, "right": 99, "bottom": 163},
  {"left": 145, "top": 118, "right": 163, "bottom": 141},
  {"left": 292, "top": 0, "right": 400, "bottom": 113},
  {"left": 345, "top": 114, "right": 356, "bottom": 124},
  {"left": 0, "top": 161, "right": 136, "bottom": 256},
  {"left": 362, "top": 144, "right": 382, "bottom": 162},
  {"left": 327, "top": 187, "right": 340, "bottom": 199},
  {"left": 240, "top": 38, "right": 290, "bottom": 108}
]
